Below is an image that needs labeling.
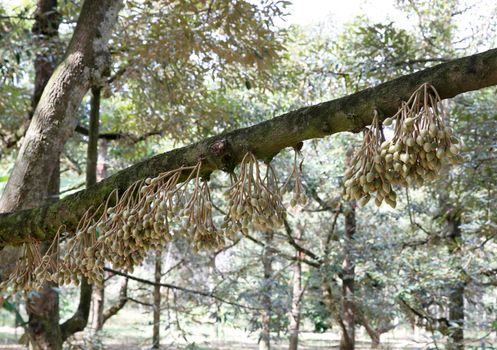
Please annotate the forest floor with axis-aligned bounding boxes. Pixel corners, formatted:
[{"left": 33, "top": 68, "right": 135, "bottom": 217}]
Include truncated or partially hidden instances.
[
  {"left": 2, "top": 325, "right": 496, "bottom": 349},
  {"left": 1, "top": 307, "right": 496, "bottom": 349}
]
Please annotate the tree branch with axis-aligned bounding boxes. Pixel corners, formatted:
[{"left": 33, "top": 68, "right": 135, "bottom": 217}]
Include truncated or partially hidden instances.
[
  {"left": 102, "top": 278, "right": 128, "bottom": 325},
  {"left": 60, "top": 278, "right": 92, "bottom": 341},
  {"left": 74, "top": 124, "right": 163, "bottom": 142},
  {"left": 1, "top": 48, "right": 497, "bottom": 246},
  {"left": 283, "top": 219, "right": 321, "bottom": 262},
  {"left": 103, "top": 267, "right": 261, "bottom": 311}
]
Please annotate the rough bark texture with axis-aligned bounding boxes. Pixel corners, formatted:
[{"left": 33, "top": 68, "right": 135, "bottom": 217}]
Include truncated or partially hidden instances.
[
  {"left": 0, "top": 49, "right": 497, "bottom": 245},
  {"left": 30, "top": 0, "right": 61, "bottom": 120},
  {"left": 152, "top": 250, "right": 162, "bottom": 349},
  {"left": 0, "top": 0, "right": 122, "bottom": 213},
  {"left": 260, "top": 232, "right": 273, "bottom": 350},
  {"left": 340, "top": 201, "right": 356, "bottom": 350},
  {"left": 21, "top": 2, "right": 63, "bottom": 349},
  {"left": 27, "top": 165, "right": 62, "bottom": 350},
  {"left": 26, "top": 281, "right": 62, "bottom": 350},
  {"left": 288, "top": 227, "right": 302, "bottom": 350},
  {"left": 446, "top": 211, "right": 464, "bottom": 350}
]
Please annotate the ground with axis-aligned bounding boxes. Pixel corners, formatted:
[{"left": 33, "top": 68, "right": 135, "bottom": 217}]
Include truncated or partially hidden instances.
[{"left": 1, "top": 306, "right": 496, "bottom": 349}]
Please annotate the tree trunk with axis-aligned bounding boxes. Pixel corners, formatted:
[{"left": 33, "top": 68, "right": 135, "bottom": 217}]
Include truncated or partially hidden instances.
[
  {"left": 446, "top": 212, "right": 464, "bottom": 350},
  {"left": 152, "top": 249, "right": 162, "bottom": 349},
  {"left": 260, "top": 232, "right": 273, "bottom": 350},
  {"left": 29, "top": 0, "right": 61, "bottom": 119},
  {"left": 26, "top": 281, "right": 62, "bottom": 350},
  {"left": 101, "top": 278, "right": 128, "bottom": 325},
  {"left": 87, "top": 87, "right": 105, "bottom": 333},
  {"left": 340, "top": 201, "right": 356, "bottom": 350},
  {"left": 25, "top": 2, "right": 62, "bottom": 349},
  {"left": 86, "top": 87, "right": 101, "bottom": 188},
  {"left": 288, "top": 227, "right": 302, "bottom": 350},
  {"left": 371, "top": 333, "right": 380, "bottom": 349},
  {"left": 0, "top": 0, "right": 121, "bottom": 213}
]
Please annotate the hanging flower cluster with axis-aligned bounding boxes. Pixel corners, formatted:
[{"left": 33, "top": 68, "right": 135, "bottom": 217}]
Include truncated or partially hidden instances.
[
  {"left": 1, "top": 83, "right": 463, "bottom": 292},
  {"left": 222, "top": 152, "right": 286, "bottom": 237},
  {"left": 2, "top": 149, "right": 306, "bottom": 292},
  {"left": 344, "top": 83, "right": 462, "bottom": 208}
]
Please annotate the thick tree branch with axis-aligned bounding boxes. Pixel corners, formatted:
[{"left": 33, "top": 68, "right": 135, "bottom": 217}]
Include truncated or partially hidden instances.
[{"left": 1, "top": 48, "right": 497, "bottom": 246}]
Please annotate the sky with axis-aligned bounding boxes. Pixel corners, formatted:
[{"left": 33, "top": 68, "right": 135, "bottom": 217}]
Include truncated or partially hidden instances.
[
  {"left": 285, "top": 0, "right": 405, "bottom": 27},
  {"left": 282, "top": 0, "right": 497, "bottom": 52}
]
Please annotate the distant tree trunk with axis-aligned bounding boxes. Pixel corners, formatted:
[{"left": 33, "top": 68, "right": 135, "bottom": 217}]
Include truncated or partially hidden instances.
[
  {"left": 86, "top": 87, "right": 101, "bottom": 187},
  {"left": 97, "top": 139, "right": 108, "bottom": 181},
  {"left": 446, "top": 211, "right": 464, "bottom": 350},
  {"left": 260, "top": 232, "right": 274, "bottom": 350},
  {"left": 152, "top": 249, "right": 162, "bottom": 349},
  {"left": 288, "top": 227, "right": 302, "bottom": 350},
  {"left": 29, "top": 0, "right": 61, "bottom": 120},
  {"left": 87, "top": 87, "right": 105, "bottom": 333},
  {"left": 361, "top": 316, "right": 381, "bottom": 349},
  {"left": 340, "top": 201, "right": 356, "bottom": 350}
]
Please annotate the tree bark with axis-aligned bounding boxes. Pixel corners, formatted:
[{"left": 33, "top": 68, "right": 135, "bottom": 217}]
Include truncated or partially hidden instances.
[
  {"left": 87, "top": 87, "right": 104, "bottom": 333},
  {"left": 152, "top": 249, "right": 162, "bottom": 349},
  {"left": 24, "top": 2, "right": 63, "bottom": 349},
  {"left": 361, "top": 315, "right": 381, "bottom": 349},
  {"left": 26, "top": 280, "right": 62, "bottom": 350},
  {"left": 27, "top": 161, "right": 62, "bottom": 350},
  {"left": 288, "top": 226, "right": 302, "bottom": 350},
  {"left": 1, "top": 48, "right": 496, "bottom": 245},
  {"left": 60, "top": 278, "right": 92, "bottom": 341},
  {"left": 340, "top": 200, "right": 356, "bottom": 350},
  {"left": 29, "top": 0, "right": 61, "bottom": 120},
  {"left": 446, "top": 210, "right": 464, "bottom": 350},
  {"left": 0, "top": 0, "right": 121, "bottom": 213},
  {"left": 92, "top": 136, "right": 108, "bottom": 332},
  {"left": 260, "top": 232, "right": 273, "bottom": 350}
]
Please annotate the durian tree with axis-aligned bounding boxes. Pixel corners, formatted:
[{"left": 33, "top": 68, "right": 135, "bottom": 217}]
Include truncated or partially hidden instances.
[{"left": 0, "top": 0, "right": 497, "bottom": 349}]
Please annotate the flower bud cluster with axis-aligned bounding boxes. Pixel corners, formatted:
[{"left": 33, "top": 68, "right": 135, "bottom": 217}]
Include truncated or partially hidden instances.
[
  {"left": 285, "top": 149, "right": 308, "bottom": 207},
  {"left": 2, "top": 150, "right": 310, "bottom": 291},
  {"left": 222, "top": 152, "right": 286, "bottom": 237},
  {"left": 345, "top": 83, "right": 462, "bottom": 208}
]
